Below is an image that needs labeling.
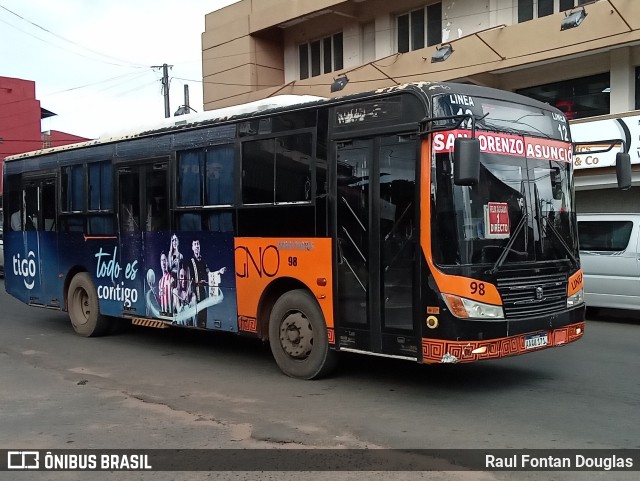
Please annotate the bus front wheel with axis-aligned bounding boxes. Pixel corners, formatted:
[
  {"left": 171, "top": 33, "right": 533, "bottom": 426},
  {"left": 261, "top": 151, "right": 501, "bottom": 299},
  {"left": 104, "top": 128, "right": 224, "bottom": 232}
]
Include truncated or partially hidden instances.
[
  {"left": 268, "top": 289, "right": 338, "bottom": 380},
  {"left": 68, "top": 273, "right": 111, "bottom": 337}
]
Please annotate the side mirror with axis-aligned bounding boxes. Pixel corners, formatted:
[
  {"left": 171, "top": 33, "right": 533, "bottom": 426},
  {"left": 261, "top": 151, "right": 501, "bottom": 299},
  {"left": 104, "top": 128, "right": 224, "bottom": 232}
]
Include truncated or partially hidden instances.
[
  {"left": 453, "top": 138, "right": 480, "bottom": 186},
  {"left": 616, "top": 152, "right": 631, "bottom": 190}
]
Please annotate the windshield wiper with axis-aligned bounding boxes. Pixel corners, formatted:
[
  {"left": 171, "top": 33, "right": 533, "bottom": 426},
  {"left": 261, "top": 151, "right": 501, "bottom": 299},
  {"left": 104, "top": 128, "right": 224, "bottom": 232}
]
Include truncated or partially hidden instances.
[
  {"left": 488, "top": 210, "right": 528, "bottom": 275},
  {"left": 488, "top": 180, "right": 530, "bottom": 275},
  {"left": 542, "top": 214, "right": 579, "bottom": 267},
  {"left": 533, "top": 185, "right": 578, "bottom": 267}
]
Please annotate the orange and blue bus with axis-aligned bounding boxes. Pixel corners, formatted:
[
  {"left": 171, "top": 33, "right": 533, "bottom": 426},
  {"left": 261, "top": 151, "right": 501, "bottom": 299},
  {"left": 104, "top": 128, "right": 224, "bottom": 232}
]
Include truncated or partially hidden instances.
[{"left": 2, "top": 82, "right": 630, "bottom": 379}]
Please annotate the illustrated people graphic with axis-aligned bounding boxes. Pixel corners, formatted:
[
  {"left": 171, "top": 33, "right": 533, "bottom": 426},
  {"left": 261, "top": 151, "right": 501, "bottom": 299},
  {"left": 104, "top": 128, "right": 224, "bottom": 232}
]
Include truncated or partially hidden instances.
[
  {"left": 158, "top": 252, "right": 174, "bottom": 314},
  {"left": 188, "top": 239, "right": 209, "bottom": 328},
  {"left": 168, "top": 234, "right": 183, "bottom": 279},
  {"left": 173, "top": 267, "right": 196, "bottom": 326},
  {"left": 145, "top": 268, "right": 158, "bottom": 317},
  {"left": 187, "top": 239, "right": 226, "bottom": 329}
]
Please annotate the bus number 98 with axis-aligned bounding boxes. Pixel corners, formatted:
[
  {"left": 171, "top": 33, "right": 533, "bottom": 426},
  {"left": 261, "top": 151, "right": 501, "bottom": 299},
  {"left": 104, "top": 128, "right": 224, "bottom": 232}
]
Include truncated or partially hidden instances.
[{"left": 470, "top": 281, "right": 485, "bottom": 296}]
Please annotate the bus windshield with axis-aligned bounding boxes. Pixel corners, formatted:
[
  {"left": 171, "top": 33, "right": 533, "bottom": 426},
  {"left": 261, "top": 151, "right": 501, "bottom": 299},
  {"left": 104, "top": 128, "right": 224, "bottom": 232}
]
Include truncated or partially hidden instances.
[{"left": 432, "top": 144, "right": 577, "bottom": 268}]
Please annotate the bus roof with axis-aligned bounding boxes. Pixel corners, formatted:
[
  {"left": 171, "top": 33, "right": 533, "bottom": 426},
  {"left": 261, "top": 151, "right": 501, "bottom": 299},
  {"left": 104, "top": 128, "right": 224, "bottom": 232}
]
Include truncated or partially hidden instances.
[
  {"left": 4, "top": 94, "right": 328, "bottom": 162},
  {"left": 4, "top": 81, "right": 562, "bottom": 162}
]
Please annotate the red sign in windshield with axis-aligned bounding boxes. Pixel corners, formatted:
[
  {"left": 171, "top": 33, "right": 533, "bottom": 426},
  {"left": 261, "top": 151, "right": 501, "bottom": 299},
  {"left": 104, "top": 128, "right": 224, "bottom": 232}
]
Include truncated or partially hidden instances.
[
  {"left": 433, "top": 130, "right": 572, "bottom": 163},
  {"left": 485, "top": 202, "right": 510, "bottom": 239}
]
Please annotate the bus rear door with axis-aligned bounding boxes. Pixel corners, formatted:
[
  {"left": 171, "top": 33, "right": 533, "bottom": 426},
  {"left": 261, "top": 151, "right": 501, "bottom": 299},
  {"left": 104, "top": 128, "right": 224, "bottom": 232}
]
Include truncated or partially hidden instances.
[
  {"left": 116, "top": 161, "right": 170, "bottom": 318},
  {"left": 18, "top": 176, "right": 59, "bottom": 306}
]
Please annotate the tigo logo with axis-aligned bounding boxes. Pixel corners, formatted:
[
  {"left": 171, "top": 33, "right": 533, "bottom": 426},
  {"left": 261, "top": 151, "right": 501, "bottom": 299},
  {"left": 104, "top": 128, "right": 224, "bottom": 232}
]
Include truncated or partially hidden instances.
[{"left": 13, "top": 251, "right": 37, "bottom": 290}]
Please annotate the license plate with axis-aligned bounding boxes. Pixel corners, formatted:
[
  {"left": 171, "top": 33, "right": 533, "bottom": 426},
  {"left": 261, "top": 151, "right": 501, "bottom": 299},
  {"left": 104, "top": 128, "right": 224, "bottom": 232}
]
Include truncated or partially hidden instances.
[{"left": 525, "top": 333, "right": 548, "bottom": 349}]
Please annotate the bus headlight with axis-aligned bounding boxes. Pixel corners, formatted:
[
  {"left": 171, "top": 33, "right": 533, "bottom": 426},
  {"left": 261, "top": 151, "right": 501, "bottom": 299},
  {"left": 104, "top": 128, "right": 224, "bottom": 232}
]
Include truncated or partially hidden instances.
[
  {"left": 442, "top": 294, "right": 504, "bottom": 320},
  {"left": 567, "top": 288, "right": 584, "bottom": 308}
]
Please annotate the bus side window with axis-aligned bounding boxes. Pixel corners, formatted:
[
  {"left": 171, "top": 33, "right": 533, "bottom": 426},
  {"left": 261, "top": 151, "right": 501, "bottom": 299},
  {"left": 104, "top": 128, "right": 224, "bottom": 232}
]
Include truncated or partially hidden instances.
[
  {"left": 276, "top": 134, "right": 312, "bottom": 203},
  {"left": 61, "top": 217, "right": 84, "bottom": 232},
  {"left": 8, "top": 191, "right": 22, "bottom": 231},
  {"left": 43, "top": 180, "right": 56, "bottom": 231},
  {"left": 145, "top": 168, "right": 168, "bottom": 232},
  {"left": 122, "top": 204, "right": 139, "bottom": 232},
  {"left": 24, "top": 184, "right": 39, "bottom": 230},
  {"left": 119, "top": 171, "right": 140, "bottom": 232},
  {"left": 178, "top": 213, "right": 202, "bottom": 231},
  {"left": 10, "top": 209, "right": 22, "bottom": 231}
]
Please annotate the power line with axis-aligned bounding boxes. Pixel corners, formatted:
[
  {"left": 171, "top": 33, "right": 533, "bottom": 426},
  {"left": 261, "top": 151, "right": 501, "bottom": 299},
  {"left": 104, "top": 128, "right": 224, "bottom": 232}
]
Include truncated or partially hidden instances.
[
  {"left": 0, "top": 16, "right": 142, "bottom": 68},
  {"left": 113, "top": 79, "right": 162, "bottom": 98},
  {"left": 45, "top": 71, "right": 152, "bottom": 95},
  {"left": 0, "top": 73, "right": 158, "bottom": 125},
  {"left": 0, "top": 2, "right": 146, "bottom": 68}
]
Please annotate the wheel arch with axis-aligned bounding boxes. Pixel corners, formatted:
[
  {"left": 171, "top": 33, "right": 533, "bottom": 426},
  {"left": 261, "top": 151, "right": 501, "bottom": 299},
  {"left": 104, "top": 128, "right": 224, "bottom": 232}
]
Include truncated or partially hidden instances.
[
  {"left": 63, "top": 265, "right": 89, "bottom": 312},
  {"left": 257, "top": 277, "right": 316, "bottom": 341}
]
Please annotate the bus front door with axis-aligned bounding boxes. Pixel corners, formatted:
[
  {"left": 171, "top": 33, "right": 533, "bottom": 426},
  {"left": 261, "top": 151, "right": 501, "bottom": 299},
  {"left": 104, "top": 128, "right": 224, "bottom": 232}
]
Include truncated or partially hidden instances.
[
  {"left": 335, "top": 136, "right": 418, "bottom": 358},
  {"left": 117, "top": 161, "right": 170, "bottom": 319}
]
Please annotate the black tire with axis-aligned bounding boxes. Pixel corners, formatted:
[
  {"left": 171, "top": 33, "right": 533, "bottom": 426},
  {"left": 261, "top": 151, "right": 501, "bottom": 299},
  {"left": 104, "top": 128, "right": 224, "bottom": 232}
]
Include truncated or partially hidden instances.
[
  {"left": 67, "top": 272, "right": 112, "bottom": 337},
  {"left": 268, "top": 289, "right": 338, "bottom": 380}
]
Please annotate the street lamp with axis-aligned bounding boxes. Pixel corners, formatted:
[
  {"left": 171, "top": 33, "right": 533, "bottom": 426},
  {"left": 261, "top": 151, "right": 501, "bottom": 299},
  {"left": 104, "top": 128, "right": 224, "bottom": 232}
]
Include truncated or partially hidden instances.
[
  {"left": 560, "top": 7, "right": 587, "bottom": 31},
  {"left": 431, "top": 44, "right": 454, "bottom": 63},
  {"left": 330, "top": 75, "right": 349, "bottom": 93}
]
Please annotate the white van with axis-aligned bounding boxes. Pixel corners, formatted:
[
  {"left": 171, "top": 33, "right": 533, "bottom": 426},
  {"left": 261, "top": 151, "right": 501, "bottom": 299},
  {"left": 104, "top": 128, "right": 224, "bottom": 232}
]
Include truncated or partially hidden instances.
[
  {"left": 0, "top": 209, "right": 3, "bottom": 277},
  {"left": 577, "top": 213, "right": 640, "bottom": 311}
]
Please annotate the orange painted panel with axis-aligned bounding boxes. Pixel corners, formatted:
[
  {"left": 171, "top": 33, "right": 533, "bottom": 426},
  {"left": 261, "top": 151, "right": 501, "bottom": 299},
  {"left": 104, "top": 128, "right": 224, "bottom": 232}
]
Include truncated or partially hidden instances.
[
  {"left": 234, "top": 237, "right": 334, "bottom": 328},
  {"left": 419, "top": 139, "right": 502, "bottom": 306},
  {"left": 567, "top": 269, "right": 583, "bottom": 297}
]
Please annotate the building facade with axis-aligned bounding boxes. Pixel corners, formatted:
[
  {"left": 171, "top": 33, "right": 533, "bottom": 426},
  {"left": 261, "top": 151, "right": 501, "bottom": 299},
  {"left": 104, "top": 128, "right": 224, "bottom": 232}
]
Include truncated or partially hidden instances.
[
  {"left": 0, "top": 76, "right": 89, "bottom": 197},
  {"left": 0, "top": 77, "right": 43, "bottom": 160},
  {"left": 201, "top": 0, "right": 640, "bottom": 212}
]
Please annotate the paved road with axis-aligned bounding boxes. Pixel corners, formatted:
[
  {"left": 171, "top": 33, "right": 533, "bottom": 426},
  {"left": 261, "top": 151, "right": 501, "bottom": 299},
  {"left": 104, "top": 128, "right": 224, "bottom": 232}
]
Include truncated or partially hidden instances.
[{"left": 0, "top": 281, "right": 638, "bottom": 480}]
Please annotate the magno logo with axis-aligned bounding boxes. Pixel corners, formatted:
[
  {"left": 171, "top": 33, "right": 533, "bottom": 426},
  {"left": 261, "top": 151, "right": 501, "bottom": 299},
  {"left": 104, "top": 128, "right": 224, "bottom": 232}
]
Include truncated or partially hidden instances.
[{"left": 13, "top": 251, "right": 37, "bottom": 290}]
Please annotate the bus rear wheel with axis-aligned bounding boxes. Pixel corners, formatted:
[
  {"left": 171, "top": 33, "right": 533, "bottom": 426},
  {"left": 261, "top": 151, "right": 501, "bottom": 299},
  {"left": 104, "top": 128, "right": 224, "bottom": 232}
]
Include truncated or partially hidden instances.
[
  {"left": 268, "top": 289, "right": 338, "bottom": 380},
  {"left": 68, "top": 272, "right": 111, "bottom": 337}
]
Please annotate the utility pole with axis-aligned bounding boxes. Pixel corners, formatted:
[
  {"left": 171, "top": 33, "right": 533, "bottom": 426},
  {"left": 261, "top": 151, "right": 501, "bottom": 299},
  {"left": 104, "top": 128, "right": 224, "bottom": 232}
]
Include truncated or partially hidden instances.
[
  {"left": 183, "top": 84, "right": 190, "bottom": 112},
  {"left": 152, "top": 63, "right": 172, "bottom": 118},
  {"left": 161, "top": 63, "right": 170, "bottom": 118},
  {"left": 174, "top": 84, "right": 196, "bottom": 116}
]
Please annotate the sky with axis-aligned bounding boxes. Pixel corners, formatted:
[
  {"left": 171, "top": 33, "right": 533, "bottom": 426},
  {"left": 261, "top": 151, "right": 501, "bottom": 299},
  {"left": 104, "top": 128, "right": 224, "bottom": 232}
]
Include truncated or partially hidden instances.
[{"left": 1, "top": 0, "right": 240, "bottom": 139}]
